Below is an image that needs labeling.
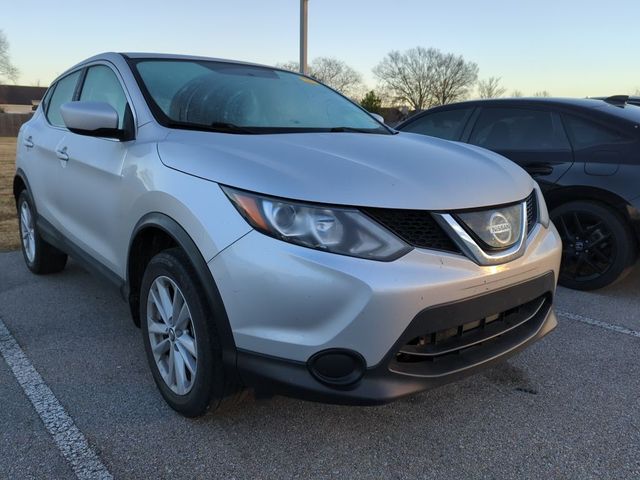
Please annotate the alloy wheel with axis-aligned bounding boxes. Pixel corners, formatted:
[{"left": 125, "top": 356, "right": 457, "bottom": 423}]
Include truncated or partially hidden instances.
[
  {"left": 20, "top": 201, "right": 36, "bottom": 263},
  {"left": 146, "top": 275, "right": 198, "bottom": 395},
  {"left": 554, "top": 211, "right": 615, "bottom": 284}
]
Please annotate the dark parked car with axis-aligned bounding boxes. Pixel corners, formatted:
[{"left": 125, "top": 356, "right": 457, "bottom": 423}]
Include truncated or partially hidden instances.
[{"left": 398, "top": 98, "right": 640, "bottom": 290}]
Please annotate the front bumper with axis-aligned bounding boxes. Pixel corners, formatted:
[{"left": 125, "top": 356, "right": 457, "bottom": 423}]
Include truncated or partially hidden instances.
[
  {"left": 237, "top": 272, "right": 557, "bottom": 405},
  {"left": 209, "top": 222, "right": 561, "bottom": 403}
]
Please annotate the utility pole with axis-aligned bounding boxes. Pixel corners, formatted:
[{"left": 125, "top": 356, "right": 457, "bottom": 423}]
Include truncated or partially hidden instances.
[{"left": 299, "top": 0, "right": 308, "bottom": 75}]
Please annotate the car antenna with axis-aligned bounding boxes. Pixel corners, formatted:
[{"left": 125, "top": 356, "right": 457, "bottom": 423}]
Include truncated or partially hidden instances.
[{"left": 602, "top": 95, "right": 629, "bottom": 107}]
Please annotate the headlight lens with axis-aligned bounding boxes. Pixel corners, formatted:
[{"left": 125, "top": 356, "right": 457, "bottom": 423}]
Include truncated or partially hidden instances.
[{"left": 222, "top": 186, "right": 411, "bottom": 261}]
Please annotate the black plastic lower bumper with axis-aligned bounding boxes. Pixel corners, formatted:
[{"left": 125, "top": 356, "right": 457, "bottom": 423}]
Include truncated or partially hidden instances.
[{"left": 236, "top": 272, "right": 557, "bottom": 405}]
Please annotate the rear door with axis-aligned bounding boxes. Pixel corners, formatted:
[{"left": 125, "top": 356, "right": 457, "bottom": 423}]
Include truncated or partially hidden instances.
[
  {"left": 24, "top": 70, "right": 83, "bottom": 231},
  {"left": 561, "top": 113, "right": 636, "bottom": 177},
  {"left": 53, "top": 63, "right": 134, "bottom": 274},
  {"left": 465, "top": 106, "right": 574, "bottom": 190}
]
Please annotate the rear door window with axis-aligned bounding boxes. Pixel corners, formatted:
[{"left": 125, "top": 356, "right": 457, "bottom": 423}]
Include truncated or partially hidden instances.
[
  {"left": 562, "top": 114, "right": 632, "bottom": 149},
  {"left": 46, "top": 70, "right": 82, "bottom": 128},
  {"left": 469, "top": 107, "right": 570, "bottom": 151},
  {"left": 402, "top": 109, "right": 472, "bottom": 140}
]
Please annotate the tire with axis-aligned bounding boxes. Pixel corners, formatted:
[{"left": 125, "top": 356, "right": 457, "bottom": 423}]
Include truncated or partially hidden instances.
[
  {"left": 551, "top": 200, "right": 637, "bottom": 290},
  {"left": 140, "top": 248, "right": 241, "bottom": 417},
  {"left": 17, "top": 190, "right": 68, "bottom": 274}
]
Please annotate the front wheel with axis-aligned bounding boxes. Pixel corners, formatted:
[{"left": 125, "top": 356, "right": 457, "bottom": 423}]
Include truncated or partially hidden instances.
[
  {"left": 551, "top": 200, "right": 636, "bottom": 290},
  {"left": 140, "top": 248, "right": 240, "bottom": 417}
]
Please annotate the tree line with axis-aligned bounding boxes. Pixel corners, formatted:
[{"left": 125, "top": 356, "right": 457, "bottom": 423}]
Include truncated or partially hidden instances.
[
  {"left": 1, "top": 28, "right": 549, "bottom": 113},
  {"left": 279, "top": 47, "right": 554, "bottom": 113}
]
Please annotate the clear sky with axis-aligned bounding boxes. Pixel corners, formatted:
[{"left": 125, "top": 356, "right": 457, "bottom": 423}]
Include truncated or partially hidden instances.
[{"left": 3, "top": 0, "right": 639, "bottom": 97}]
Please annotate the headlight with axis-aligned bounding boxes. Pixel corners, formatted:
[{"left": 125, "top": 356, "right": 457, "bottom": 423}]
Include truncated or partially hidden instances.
[{"left": 222, "top": 186, "right": 411, "bottom": 261}]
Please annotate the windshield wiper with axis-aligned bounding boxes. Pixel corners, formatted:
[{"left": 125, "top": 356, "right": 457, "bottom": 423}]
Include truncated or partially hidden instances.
[
  {"left": 329, "top": 126, "right": 384, "bottom": 134},
  {"left": 165, "top": 120, "right": 257, "bottom": 134},
  {"left": 209, "top": 122, "right": 257, "bottom": 134}
]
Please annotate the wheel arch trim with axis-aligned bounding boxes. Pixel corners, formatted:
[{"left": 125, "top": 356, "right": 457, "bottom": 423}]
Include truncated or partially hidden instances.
[
  {"left": 545, "top": 185, "right": 640, "bottom": 244},
  {"left": 545, "top": 185, "right": 635, "bottom": 224},
  {"left": 126, "top": 212, "right": 239, "bottom": 376},
  {"left": 13, "top": 168, "right": 33, "bottom": 207}
]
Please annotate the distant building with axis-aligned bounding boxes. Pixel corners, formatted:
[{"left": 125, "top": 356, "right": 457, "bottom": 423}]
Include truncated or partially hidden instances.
[{"left": 0, "top": 85, "right": 47, "bottom": 113}]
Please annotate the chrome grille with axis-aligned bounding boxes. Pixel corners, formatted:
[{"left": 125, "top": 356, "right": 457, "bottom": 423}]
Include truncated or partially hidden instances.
[
  {"left": 363, "top": 208, "right": 460, "bottom": 253},
  {"left": 364, "top": 190, "right": 537, "bottom": 256},
  {"left": 526, "top": 190, "right": 538, "bottom": 235}
]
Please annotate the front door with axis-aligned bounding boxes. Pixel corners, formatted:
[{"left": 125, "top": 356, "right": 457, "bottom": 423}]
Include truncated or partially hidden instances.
[
  {"left": 53, "top": 64, "right": 134, "bottom": 274},
  {"left": 465, "top": 106, "right": 574, "bottom": 192}
]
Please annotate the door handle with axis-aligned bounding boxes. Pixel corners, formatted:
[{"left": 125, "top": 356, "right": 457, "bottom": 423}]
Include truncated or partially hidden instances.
[
  {"left": 23, "top": 136, "right": 34, "bottom": 148},
  {"left": 56, "top": 147, "right": 69, "bottom": 161},
  {"left": 525, "top": 163, "right": 553, "bottom": 176}
]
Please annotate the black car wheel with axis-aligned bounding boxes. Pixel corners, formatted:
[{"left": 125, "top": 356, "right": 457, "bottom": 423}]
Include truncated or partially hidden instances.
[
  {"left": 551, "top": 200, "right": 636, "bottom": 290},
  {"left": 140, "top": 248, "right": 242, "bottom": 417}
]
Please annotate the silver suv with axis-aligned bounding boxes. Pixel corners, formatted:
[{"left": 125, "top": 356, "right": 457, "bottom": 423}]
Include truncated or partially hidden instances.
[{"left": 14, "top": 53, "right": 562, "bottom": 417}]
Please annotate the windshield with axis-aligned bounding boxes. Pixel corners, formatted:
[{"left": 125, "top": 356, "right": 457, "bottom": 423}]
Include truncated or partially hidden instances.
[{"left": 130, "top": 58, "right": 389, "bottom": 134}]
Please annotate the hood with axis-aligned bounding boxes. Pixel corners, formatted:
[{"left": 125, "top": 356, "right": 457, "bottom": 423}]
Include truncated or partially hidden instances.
[{"left": 157, "top": 130, "right": 535, "bottom": 210}]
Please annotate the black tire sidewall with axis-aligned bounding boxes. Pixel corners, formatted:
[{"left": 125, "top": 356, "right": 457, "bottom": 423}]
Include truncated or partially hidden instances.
[
  {"left": 551, "top": 201, "right": 635, "bottom": 290},
  {"left": 140, "top": 249, "right": 225, "bottom": 417}
]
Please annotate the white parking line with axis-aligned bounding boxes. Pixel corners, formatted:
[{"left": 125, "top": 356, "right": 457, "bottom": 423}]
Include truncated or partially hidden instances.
[
  {"left": 0, "top": 317, "right": 113, "bottom": 480},
  {"left": 557, "top": 310, "right": 640, "bottom": 339}
]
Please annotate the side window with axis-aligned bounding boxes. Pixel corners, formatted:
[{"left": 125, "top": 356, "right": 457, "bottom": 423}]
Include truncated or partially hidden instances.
[
  {"left": 40, "top": 86, "right": 55, "bottom": 114},
  {"left": 562, "top": 115, "right": 630, "bottom": 149},
  {"left": 469, "top": 108, "right": 570, "bottom": 151},
  {"left": 46, "top": 70, "right": 82, "bottom": 127},
  {"left": 79, "top": 65, "right": 128, "bottom": 129},
  {"left": 402, "top": 109, "right": 472, "bottom": 140}
]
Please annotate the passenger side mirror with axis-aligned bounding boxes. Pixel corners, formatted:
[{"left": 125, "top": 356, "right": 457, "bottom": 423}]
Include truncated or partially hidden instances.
[
  {"left": 60, "top": 101, "right": 131, "bottom": 141},
  {"left": 369, "top": 112, "right": 385, "bottom": 124}
]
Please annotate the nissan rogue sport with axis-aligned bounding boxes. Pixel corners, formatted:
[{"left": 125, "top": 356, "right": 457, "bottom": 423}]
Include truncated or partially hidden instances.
[{"left": 14, "top": 53, "right": 562, "bottom": 417}]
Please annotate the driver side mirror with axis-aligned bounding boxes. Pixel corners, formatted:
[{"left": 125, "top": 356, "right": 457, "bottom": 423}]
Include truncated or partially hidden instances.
[
  {"left": 60, "top": 101, "right": 132, "bottom": 141},
  {"left": 369, "top": 112, "right": 385, "bottom": 124}
]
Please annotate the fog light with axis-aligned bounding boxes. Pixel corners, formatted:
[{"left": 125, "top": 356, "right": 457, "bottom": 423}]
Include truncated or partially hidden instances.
[{"left": 308, "top": 349, "right": 366, "bottom": 386}]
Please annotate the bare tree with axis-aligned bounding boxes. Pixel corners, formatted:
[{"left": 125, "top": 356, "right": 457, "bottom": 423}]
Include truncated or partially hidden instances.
[
  {"left": 373, "top": 47, "right": 478, "bottom": 110},
  {"left": 478, "top": 77, "right": 507, "bottom": 99},
  {"left": 276, "top": 57, "right": 364, "bottom": 98},
  {"left": 510, "top": 90, "right": 523, "bottom": 98},
  {"left": 372, "top": 48, "right": 434, "bottom": 110},
  {"left": 533, "top": 90, "right": 551, "bottom": 97},
  {"left": 310, "top": 57, "right": 364, "bottom": 98},
  {"left": 429, "top": 51, "right": 479, "bottom": 106},
  {"left": 0, "top": 30, "right": 19, "bottom": 83}
]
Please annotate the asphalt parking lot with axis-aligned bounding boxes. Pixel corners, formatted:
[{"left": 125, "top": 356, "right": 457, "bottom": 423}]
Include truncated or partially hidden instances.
[{"left": 1, "top": 250, "right": 639, "bottom": 480}]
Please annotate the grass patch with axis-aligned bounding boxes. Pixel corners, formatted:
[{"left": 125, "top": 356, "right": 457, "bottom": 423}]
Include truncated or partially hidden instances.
[{"left": 0, "top": 137, "right": 19, "bottom": 251}]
